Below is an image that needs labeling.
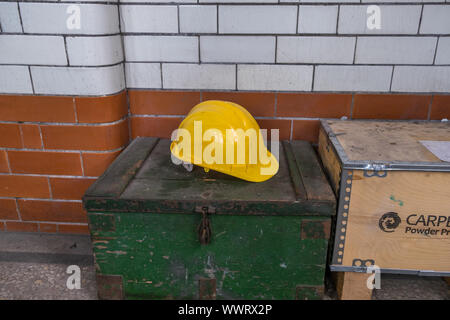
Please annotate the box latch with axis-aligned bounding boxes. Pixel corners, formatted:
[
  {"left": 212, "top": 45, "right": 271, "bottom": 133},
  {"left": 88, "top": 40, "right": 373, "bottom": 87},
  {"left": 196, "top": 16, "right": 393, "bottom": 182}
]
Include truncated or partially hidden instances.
[{"left": 195, "top": 206, "right": 215, "bottom": 245}]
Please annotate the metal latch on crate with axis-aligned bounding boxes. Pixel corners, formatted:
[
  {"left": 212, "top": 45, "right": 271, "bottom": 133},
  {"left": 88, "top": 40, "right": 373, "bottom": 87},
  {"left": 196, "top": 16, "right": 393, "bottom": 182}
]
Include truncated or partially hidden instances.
[
  {"left": 363, "top": 163, "right": 388, "bottom": 178},
  {"left": 351, "top": 258, "right": 376, "bottom": 272},
  {"left": 195, "top": 205, "right": 215, "bottom": 245}
]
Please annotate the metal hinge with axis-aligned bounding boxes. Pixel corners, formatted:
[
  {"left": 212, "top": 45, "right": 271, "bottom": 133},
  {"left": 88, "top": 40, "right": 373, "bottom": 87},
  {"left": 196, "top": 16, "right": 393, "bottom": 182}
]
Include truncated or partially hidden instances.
[
  {"left": 363, "top": 163, "right": 388, "bottom": 178},
  {"left": 352, "top": 258, "right": 376, "bottom": 272}
]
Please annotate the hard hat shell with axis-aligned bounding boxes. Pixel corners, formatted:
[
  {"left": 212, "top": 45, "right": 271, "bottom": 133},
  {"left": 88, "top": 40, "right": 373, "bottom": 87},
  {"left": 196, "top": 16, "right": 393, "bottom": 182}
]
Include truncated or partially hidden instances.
[{"left": 170, "top": 100, "right": 279, "bottom": 182}]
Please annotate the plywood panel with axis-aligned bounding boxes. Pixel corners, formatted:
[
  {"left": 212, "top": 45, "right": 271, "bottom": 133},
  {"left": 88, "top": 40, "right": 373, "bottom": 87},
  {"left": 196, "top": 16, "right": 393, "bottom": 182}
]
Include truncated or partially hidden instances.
[
  {"left": 342, "top": 170, "right": 450, "bottom": 272},
  {"left": 333, "top": 272, "right": 373, "bottom": 300},
  {"left": 327, "top": 121, "right": 450, "bottom": 163}
]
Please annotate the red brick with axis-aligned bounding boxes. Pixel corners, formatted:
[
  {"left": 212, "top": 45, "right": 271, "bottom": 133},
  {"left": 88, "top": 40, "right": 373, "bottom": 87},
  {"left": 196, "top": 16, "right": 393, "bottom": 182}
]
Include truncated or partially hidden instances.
[
  {"left": 202, "top": 92, "right": 276, "bottom": 117},
  {"left": 353, "top": 94, "right": 431, "bottom": 120},
  {"left": 82, "top": 149, "right": 122, "bottom": 177},
  {"left": 256, "top": 119, "right": 291, "bottom": 141},
  {"left": 39, "top": 223, "right": 58, "bottom": 233},
  {"left": 8, "top": 150, "right": 82, "bottom": 175},
  {"left": 18, "top": 200, "right": 87, "bottom": 223},
  {"left": 131, "top": 117, "right": 291, "bottom": 140},
  {"left": 75, "top": 91, "right": 128, "bottom": 123},
  {"left": 0, "top": 199, "right": 18, "bottom": 220},
  {"left": 0, "top": 123, "right": 22, "bottom": 148},
  {"left": 21, "top": 124, "right": 42, "bottom": 149},
  {"left": 430, "top": 95, "right": 450, "bottom": 120},
  {"left": 277, "top": 93, "right": 352, "bottom": 118},
  {"left": 0, "top": 150, "right": 9, "bottom": 173},
  {"left": 0, "top": 175, "right": 50, "bottom": 198},
  {"left": 58, "top": 224, "right": 90, "bottom": 235},
  {"left": 292, "top": 120, "right": 320, "bottom": 143},
  {"left": 0, "top": 95, "right": 75, "bottom": 123},
  {"left": 41, "top": 120, "right": 129, "bottom": 151},
  {"left": 129, "top": 90, "right": 201, "bottom": 115},
  {"left": 50, "top": 178, "right": 95, "bottom": 200},
  {"left": 6, "top": 221, "right": 39, "bottom": 232},
  {"left": 131, "top": 117, "right": 182, "bottom": 139}
]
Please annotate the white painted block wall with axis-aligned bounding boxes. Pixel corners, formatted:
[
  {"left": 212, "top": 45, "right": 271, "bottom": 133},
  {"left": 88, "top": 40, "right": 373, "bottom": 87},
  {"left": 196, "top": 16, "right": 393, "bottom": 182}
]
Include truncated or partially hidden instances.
[{"left": 0, "top": 1, "right": 449, "bottom": 94}]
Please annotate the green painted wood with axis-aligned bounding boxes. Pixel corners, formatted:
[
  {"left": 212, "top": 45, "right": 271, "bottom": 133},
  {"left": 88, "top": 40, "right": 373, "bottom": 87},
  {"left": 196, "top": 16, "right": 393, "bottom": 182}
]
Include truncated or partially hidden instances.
[
  {"left": 90, "top": 212, "right": 329, "bottom": 300},
  {"left": 84, "top": 137, "right": 159, "bottom": 198},
  {"left": 290, "top": 140, "right": 335, "bottom": 202},
  {"left": 125, "top": 139, "right": 295, "bottom": 202},
  {"left": 84, "top": 138, "right": 335, "bottom": 216},
  {"left": 83, "top": 137, "right": 336, "bottom": 300},
  {"left": 282, "top": 141, "right": 307, "bottom": 201},
  {"left": 84, "top": 198, "right": 335, "bottom": 216}
]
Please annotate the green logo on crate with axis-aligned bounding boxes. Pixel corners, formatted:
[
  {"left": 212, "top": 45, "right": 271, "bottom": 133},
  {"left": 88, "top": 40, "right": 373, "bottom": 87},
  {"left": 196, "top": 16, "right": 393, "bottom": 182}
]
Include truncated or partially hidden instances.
[{"left": 378, "top": 212, "right": 401, "bottom": 233}]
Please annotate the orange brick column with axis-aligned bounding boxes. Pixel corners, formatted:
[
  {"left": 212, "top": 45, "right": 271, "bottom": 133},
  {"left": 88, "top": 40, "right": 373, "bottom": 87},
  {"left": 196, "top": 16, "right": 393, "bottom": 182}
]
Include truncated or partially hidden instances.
[{"left": 0, "top": 91, "right": 129, "bottom": 234}]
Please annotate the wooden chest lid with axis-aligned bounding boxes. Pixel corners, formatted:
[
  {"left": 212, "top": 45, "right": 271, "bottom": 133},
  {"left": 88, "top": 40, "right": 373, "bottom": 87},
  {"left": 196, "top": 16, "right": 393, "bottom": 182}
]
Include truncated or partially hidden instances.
[
  {"left": 322, "top": 120, "right": 450, "bottom": 171},
  {"left": 83, "top": 138, "right": 335, "bottom": 216}
]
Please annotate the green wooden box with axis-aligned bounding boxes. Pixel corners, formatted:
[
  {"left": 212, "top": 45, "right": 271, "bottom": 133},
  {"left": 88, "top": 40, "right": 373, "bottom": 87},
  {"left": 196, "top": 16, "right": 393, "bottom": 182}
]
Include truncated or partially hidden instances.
[{"left": 83, "top": 138, "right": 336, "bottom": 300}]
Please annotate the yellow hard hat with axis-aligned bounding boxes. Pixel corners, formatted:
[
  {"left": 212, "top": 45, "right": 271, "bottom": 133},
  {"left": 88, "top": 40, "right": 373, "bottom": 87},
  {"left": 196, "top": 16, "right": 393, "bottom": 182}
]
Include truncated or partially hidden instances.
[{"left": 170, "top": 100, "right": 279, "bottom": 182}]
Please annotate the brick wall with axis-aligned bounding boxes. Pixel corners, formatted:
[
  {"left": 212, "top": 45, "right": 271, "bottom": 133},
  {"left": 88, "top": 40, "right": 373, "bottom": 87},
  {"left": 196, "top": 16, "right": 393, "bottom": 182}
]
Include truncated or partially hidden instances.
[
  {"left": 0, "top": 1, "right": 127, "bottom": 233},
  {"left": 0, "top": 92, "right": 128, "bottom": 234},
  {"left": 0, "top": 0, "right": 449, "bottom": 234}
]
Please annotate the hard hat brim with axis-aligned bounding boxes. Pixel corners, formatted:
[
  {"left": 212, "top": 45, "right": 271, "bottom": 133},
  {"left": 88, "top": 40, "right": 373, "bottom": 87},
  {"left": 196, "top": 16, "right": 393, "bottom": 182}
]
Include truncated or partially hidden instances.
[{"left": 170, "top": 140, "right": 279, "bottom": 183}]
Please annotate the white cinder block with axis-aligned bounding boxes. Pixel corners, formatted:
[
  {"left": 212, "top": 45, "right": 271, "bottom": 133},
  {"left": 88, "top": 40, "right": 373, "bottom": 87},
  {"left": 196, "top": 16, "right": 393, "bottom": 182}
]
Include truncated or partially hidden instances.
[
  {"left": 124, "top": 36, "right": 198, "bottom": 62},
  {"left": 120, "top": 5, "right": 178, "bottom": 33},
  {"left": 0, "top": 66, "right": 33, "bottom": 94},
  {"left": 125, "top": 63, "right": 161, "bottom": 89},
  {"left": 219, "top": 6, "right": 298, "bottom": 34},
  {"left": 284, "top": 0, "right": 357, "bottom": 3},
  {"left": 361, "top": 0, "right": 442, "bottom": 2},
  {"left": 62, "top": 0, "right": 118, "bottom": 2},
  {"left": 314, "top": 66, "right": 392, "bottom": 92},
  {"left": 0, "top": 35, "right": 67, "bottom": 65},
  {"left": 0, "top": 2, "right": 22, "bottom": 32},
  {"left": 238, "top": 64, "right": 313, "bottom": 91},
  {"left": 202, "top": 0, "right": 276, "bottom": 3},
  {"left": 338, "top": 5, "right": 422, "bottom": 34},
  {"left": 20, "top": 3, "right": 119, "bottom": 35},
  {"left": 163, "top": 64, "right": 235, "bottom": 90},
  {"left": 201, "top": 36, "right": 275, "bottom": 63},
  {"left": 355, "top": 37, "right": 437, "bottom": 65},
  {"left": 420, "top": 5, "right": 450, "bottom": 34},
  {"left": 435, "top": 37, "right": 450, "bottom": 65},
  {"left": 277, "top": 37, "right": 355, "bottom": 64},
  {"left": 31, "top": 65, "right": 125, "bottom": 95},
  {"left": 121, "top": 0, "right": 194, "bottom": 2},
  {"left": 298, "top": 6, "right": 338, "bottom": 34},
  {"left": 180, "top": 5, "right": 217, "bottom": 33},
  {"left": 391, "top": 66, "right": 450, "bottom": 93},
  {"left": 67, "top": 35, "right": 123, "bottom": 66}
]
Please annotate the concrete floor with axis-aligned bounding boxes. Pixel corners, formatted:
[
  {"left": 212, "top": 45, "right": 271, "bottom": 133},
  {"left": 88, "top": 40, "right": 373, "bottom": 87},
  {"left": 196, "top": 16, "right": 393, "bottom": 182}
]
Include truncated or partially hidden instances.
[
  {"left": 0, "top": 232, "right": 97, "bottom": 300},
  {"left": 0, "top": 232, "right": 448, "bottom": 300}
]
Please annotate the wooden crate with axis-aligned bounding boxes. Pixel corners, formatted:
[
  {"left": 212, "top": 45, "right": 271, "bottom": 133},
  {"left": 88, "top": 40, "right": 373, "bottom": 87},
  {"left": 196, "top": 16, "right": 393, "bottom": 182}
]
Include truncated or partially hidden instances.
[
  {"left": 83, "top": 138, "right": 336, "bottom": 300},
  {"left": 318, "top": 120, "right": 450, "bottom": 300}
]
